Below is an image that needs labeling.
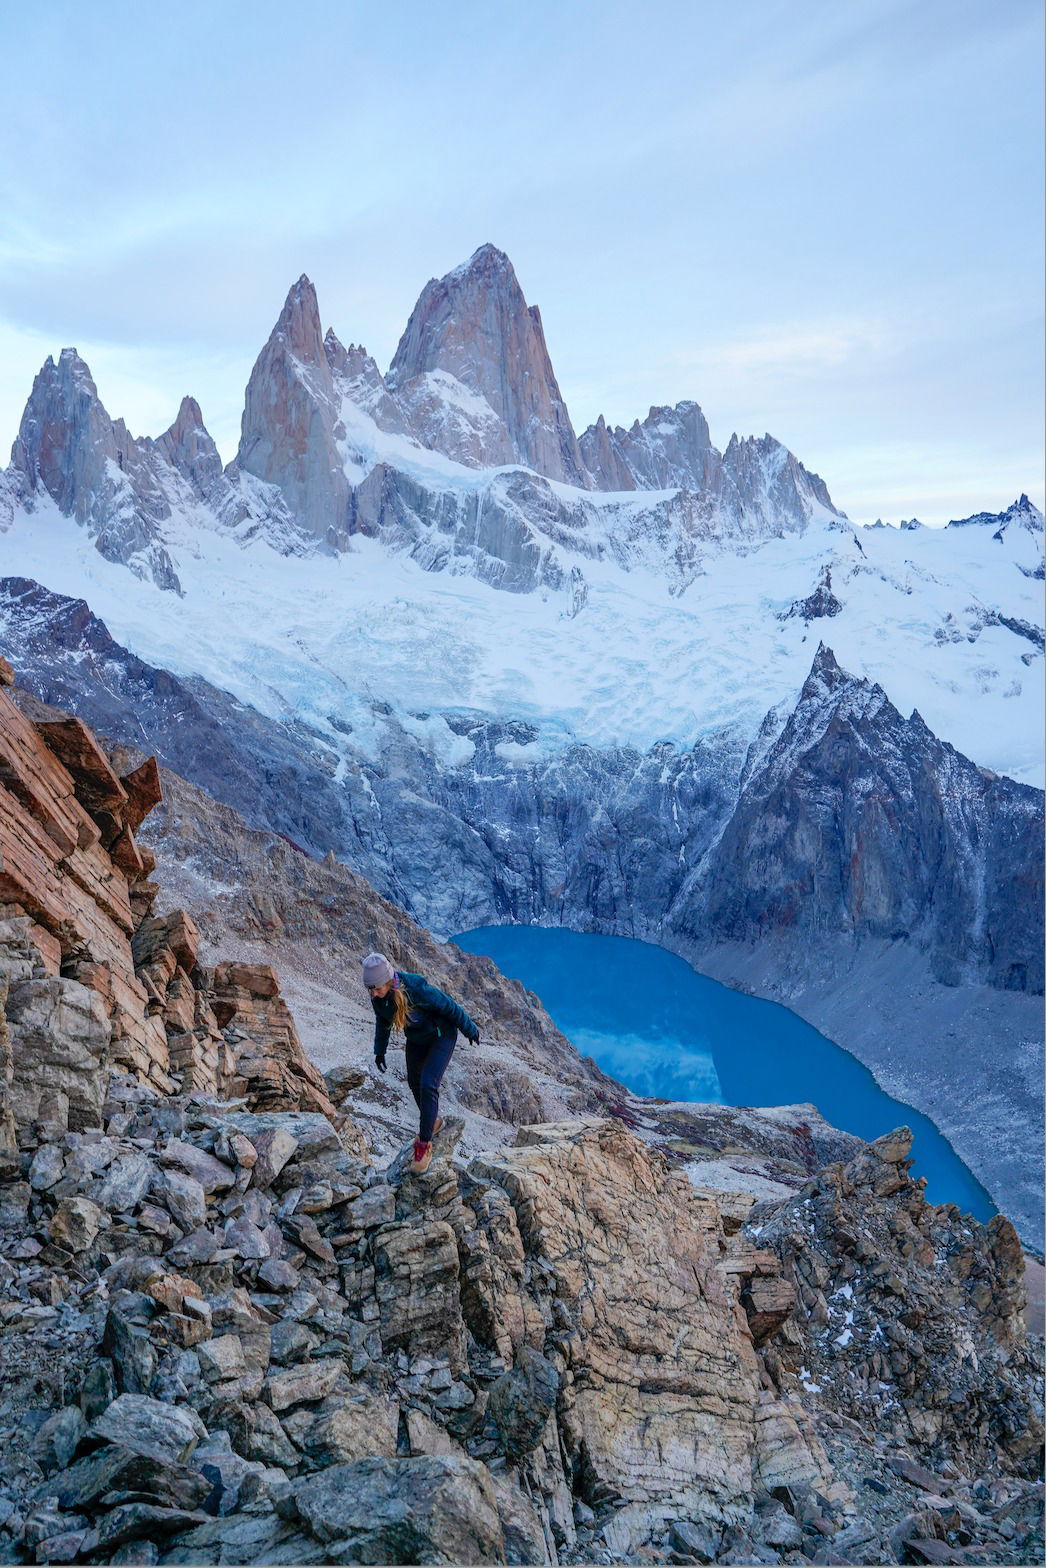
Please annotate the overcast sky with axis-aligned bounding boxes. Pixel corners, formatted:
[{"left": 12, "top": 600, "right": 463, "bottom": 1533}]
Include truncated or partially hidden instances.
[{"left": 1, "top": 0, "right": 1042, "bottom": 525}]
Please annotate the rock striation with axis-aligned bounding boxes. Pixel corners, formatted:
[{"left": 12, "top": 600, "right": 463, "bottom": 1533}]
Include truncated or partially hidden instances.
[{"left": 0, "top": 666, "right": 340, "bottom": 1148}]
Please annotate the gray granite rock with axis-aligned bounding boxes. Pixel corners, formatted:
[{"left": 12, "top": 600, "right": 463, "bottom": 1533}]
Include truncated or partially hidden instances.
[
  {"left": 488, "top": 1347, "right": 560, "bottom": 1458},
  {"left": 294, "top": 1455, "right": 506, "bottom": 1564},
  {"left": 90, "top": 1396, "right": 207, "bottom": 1467},
  {"left": 154, "top": 1168, "right": 207, "bottom": 1232}
]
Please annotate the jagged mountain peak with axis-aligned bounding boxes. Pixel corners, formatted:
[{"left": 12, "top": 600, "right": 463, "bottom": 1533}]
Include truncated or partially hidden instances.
[
  {"left": 267, "top": 273, "right": 326, "bottom": 368},
  {"left": 163, "top": 393, "right": 207, "bottom": 440},
  {"left": 234, "top": 275, "right": 346, "bottom": 547},
  {"left": 56, "top": 345, "right": 94, "bottom": 376},
  {"left": 806, "top": 640, "right": 845, "bottom": 685},
  {"left": 154, "top": 394, "right": 222, "bottom": 495},
  {"left": 947, "top": 493, "right": 1044, "bottom": 537},
  {"left": 26, "top": 346, "right": 99, "bottom": 407},
  {"left": 581, "top": 399, "right": 714, "bottom": 492},
  {"left": 8, "top": 346, "right": 183, "bottom": 591},
  {"left": 796, "top": 641, "right": 887, "bottom": 720},
  {"left": 447, "top": 240, "right": 516, "bottom": 282},
  {"left": 386, "top": 245, "right": 589, "bottom": 485}
]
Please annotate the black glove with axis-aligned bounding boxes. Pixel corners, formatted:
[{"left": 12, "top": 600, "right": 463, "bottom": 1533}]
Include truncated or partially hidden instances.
[
  {"left": 467, "top": 1031, "right": 480, "bottom": 1046},
  {"left": 374, "top": 1051, "right": 387, "bottom": 1074}
]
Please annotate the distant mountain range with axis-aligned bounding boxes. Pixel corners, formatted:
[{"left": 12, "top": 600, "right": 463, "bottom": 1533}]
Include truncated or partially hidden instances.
[{"left": 2, "top": 244, "right": 845, "bottom": 595}]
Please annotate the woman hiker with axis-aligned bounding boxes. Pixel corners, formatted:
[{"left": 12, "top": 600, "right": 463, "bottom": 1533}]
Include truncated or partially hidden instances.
[{"left": 363, "top": 952, "right": 480, "bottom": 1174}]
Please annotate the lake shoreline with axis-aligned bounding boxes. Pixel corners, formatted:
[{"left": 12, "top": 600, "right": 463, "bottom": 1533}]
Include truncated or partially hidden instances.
[{"left": 454, "top": 924, "right": 1001, "bottom": 1229}]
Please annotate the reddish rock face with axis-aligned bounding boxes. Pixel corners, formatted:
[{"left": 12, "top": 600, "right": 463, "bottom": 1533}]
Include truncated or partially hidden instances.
[
  {"left": 387, "top": 244, "right": 590, "bottom": 486},
  {"left": 0, "top": 676, "right": 344, "bottom": 1131},
  {"left": 235, "top": 275, "right": 351, "bottom": 548}
]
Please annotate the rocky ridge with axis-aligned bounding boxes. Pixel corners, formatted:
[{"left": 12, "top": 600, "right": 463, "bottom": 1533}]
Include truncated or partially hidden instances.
[
  {"left": 579, "top": 402, "right": 837, "bottom": 543},
  {"left": 0, "top": 1008, "right": 1041, "bottom": 1565},
  {"left": 0, "top": 659, "right": 350, "bottom": 1142}
]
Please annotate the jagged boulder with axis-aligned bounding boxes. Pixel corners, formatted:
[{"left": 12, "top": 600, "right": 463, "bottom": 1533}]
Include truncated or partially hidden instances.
[
  {"left": 487, "top": 1345, "right": 560, "bottom": 1458},
  {"left": 5, "top": 976, "right": 111, "bottom": 1132},
  {"left": 294, "top": 1455, "right": 507, "bottom": 1565}
]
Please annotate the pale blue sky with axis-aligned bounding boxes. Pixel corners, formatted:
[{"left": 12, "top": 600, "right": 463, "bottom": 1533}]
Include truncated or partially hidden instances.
[{"left": 1, "top": 0, "right": 1042, "bottom": 524}]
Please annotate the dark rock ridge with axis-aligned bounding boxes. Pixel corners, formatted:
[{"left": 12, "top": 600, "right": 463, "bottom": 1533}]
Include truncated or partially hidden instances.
[
  {"left": 1, "top": 576, "right": 1042, "bottom": 1246},
  {"left": 675, "top": 643, "right": 1043, "bottom": 995},
  {"left": 946, "top": 491, "right": 1044, "bottom": 539},
  {"left": 3, "top": 248, "right": 846, "bottom": 592}
]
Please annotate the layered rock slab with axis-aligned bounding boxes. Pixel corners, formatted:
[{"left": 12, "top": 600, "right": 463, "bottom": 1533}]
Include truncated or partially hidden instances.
[{"left": 471, "top": 1118, "right": 764, "bottom": 1525}]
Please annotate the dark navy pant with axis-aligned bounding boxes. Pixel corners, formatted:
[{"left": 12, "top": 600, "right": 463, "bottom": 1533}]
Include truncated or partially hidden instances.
[{"left": 405, "top": 1031, "right": 455, "bottom": 1142}]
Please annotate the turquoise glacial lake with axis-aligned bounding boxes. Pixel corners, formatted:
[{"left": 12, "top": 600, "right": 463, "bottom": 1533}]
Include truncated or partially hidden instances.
[{"left": 454, "top": 925, "right": 996, "bottom": 1223}]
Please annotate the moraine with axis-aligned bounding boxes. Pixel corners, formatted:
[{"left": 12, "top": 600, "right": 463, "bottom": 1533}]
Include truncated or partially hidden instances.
[{"left": 455, "top": 924, "right": 997, "bottom": 1221}]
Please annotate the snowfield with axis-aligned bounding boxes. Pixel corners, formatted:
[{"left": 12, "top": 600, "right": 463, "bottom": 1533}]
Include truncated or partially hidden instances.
[{"left": 0, "top": 484, "right": 1041, "bottom": 787}]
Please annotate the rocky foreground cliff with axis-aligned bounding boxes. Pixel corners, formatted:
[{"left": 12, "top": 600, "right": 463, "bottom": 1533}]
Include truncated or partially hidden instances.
[{"left": 0, "top": 665, "right": 1042, "bottom": 1566}]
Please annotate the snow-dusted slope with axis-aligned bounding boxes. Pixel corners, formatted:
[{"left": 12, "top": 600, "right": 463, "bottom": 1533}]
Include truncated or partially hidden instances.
[{"left": 0, "top": 483, "right": 1041, "bottom": 786}]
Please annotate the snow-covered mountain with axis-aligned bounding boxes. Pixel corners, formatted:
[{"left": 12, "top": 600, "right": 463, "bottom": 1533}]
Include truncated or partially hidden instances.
[
  {"left": 3, "top": 578, "right": 1041, "bottom": 1241},
  {"left": 1, "top": 467, "right": 1040, "bottom": 786},
  {"left": 2, "top": 246, "right": 848, "bottom": 590},
  {"left": 2, "top": 243, "right": 1042, "bottom": 782}
]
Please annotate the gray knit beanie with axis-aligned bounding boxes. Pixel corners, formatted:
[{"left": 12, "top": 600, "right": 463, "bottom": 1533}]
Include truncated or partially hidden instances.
[{"left": 362, "top": 952, "right": 395, "bottom": 988}]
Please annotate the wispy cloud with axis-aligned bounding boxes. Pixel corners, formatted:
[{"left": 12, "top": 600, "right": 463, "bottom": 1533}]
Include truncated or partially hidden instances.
[
  {"left": 0, "top": 0, "right": 1039, "bottom": 522},
  {"left": 683, "top": 317, "right": 896, "bottom": 379}
]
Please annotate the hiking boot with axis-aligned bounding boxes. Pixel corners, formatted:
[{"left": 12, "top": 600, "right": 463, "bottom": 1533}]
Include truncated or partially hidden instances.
[
  {"left": 433, "top": 1116, "right": 443, "bottom": 1136},
  {"left": 409, "top": 1139, "right": 433, "bottom": 1174}
]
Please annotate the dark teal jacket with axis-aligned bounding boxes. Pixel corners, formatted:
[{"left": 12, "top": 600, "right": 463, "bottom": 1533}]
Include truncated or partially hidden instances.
[{"left": 372, "top": 971, "right": 478, "bottom": 1058}]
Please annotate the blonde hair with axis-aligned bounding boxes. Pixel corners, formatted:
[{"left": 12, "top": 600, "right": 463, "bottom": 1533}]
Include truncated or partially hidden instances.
[{"left": 390, "top": 980, "right": 409, "bottom": 1034}]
